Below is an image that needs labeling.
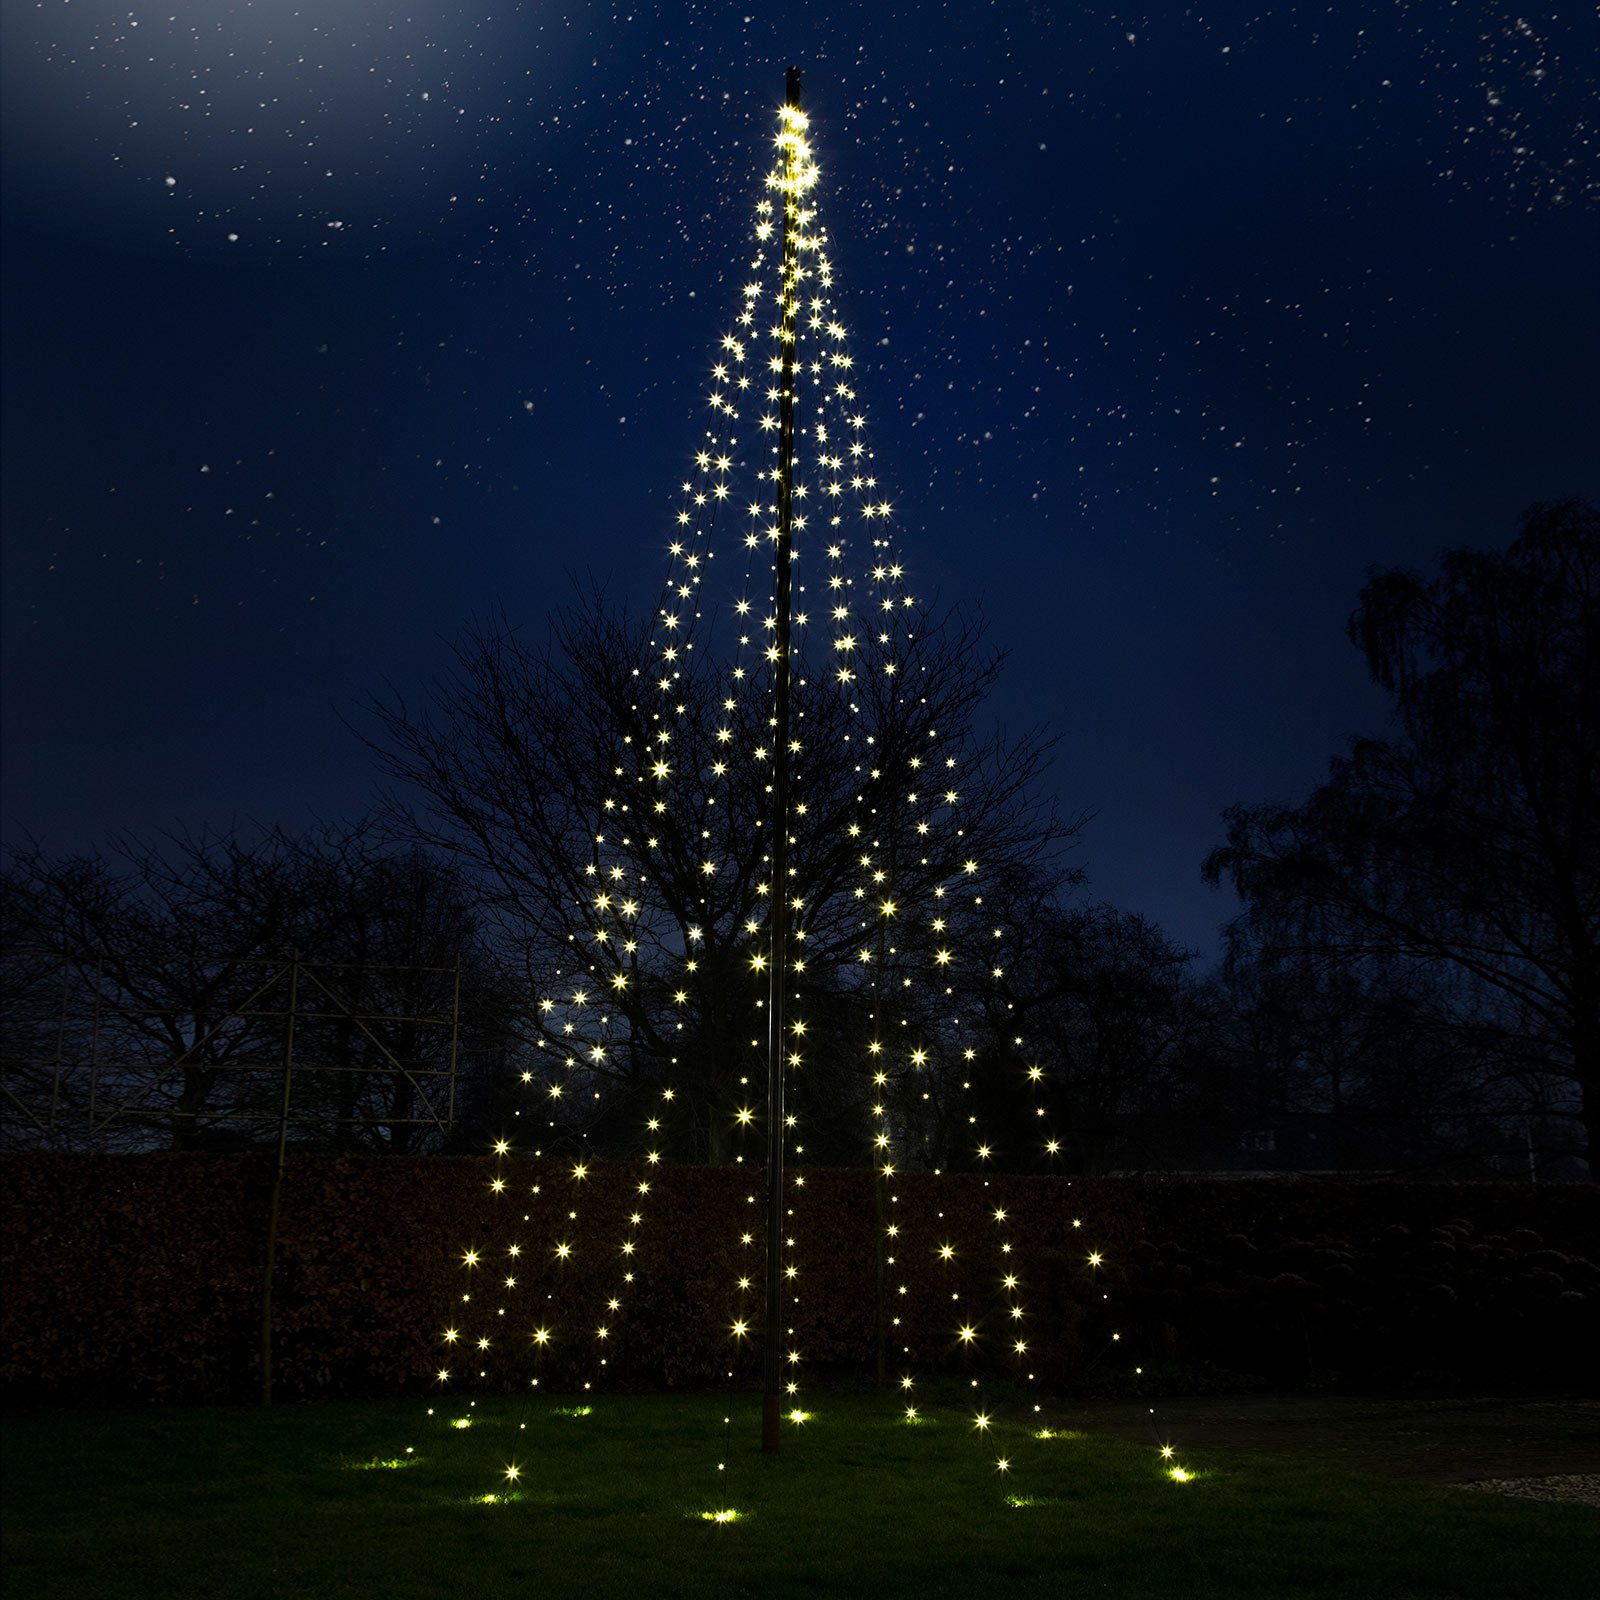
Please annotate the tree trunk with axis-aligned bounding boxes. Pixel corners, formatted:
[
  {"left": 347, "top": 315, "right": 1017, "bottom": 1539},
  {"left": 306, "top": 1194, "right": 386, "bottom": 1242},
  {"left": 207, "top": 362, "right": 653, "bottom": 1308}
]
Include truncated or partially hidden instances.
[
  {"left": 1569, "top": 1014, "right": 1598, "bottom": 1182},
  {"left": 170, "top": 1064, "right": 215, "bottom": 1150}
]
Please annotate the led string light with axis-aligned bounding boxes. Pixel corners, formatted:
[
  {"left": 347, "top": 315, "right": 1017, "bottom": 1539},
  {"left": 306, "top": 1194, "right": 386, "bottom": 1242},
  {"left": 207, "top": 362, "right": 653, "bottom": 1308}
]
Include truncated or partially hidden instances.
[
  {"left": 432, "top": 85, "right": 1186, "bottom": 1495},
  {"left": 458, "top": 90, "right": 1053, "bottom": 1384}
]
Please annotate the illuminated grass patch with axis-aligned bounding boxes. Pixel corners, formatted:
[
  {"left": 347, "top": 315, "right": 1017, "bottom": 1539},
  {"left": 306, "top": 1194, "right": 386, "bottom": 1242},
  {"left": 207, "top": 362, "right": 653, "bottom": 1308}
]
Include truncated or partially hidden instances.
[
  {"left": 462, "top": 1490, "right": 526, "bottom": 1507},
  {"left": 4, "top": 1392, "right": 1593, "bottom": 1600}
]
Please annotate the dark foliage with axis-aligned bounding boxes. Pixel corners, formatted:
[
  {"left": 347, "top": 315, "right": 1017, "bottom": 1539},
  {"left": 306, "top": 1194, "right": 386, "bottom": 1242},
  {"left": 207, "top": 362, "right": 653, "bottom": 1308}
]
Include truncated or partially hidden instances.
[
  {"left": 4, "top": 1154, "right": 1594, "bottom": 1405},
  {"left": 1207, "top": 501, "right": 1600, "bottom": 1171}
]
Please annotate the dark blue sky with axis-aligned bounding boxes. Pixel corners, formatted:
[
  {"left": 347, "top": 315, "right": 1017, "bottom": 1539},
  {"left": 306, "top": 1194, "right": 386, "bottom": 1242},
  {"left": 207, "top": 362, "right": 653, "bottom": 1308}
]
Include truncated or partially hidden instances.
[{"left": 3, "top": 1, "right": 1597, "bottom": 960}]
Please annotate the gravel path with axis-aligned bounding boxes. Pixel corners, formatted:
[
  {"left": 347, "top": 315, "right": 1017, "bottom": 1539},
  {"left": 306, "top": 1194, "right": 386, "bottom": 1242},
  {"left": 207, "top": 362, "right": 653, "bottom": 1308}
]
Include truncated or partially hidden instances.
[{"left": 1456, "top": 1473, "right": 1600, "bottom": 1507}]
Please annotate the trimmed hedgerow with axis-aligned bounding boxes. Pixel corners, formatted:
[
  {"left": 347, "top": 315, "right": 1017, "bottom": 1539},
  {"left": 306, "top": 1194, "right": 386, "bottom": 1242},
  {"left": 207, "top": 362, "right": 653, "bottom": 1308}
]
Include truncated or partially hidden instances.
[{"left": 1, "top": 1155, "right": 1594, "bottom": 1404}]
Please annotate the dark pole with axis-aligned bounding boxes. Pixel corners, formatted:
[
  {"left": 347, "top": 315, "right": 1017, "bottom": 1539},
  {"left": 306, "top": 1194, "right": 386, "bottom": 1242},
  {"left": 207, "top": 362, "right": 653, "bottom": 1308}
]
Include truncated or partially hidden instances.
[
  {"left": 762, "top": 62, "right": 802, "bottom": 1456},
  {"left": 261, "top": 952, "right": 299, "bottom": 1406}
]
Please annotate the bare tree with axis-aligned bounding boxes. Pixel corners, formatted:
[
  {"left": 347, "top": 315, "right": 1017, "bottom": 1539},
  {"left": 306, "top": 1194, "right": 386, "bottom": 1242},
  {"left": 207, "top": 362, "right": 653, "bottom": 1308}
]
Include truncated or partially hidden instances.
[
  {"left": 970, "top": 903, "right": 1203, "bottom": 1173},
  {"left": 1207, "top": 934, "right": 1553, "bottom": 1174},
  {"left": 362, "top": 599, "right": 1080, "bottom": 1161},
  {"left": 4, "top": 834, "right": 304, "bottom": 1148},
  {"left": 2, "top": 825, "right": 505, "bottom": 1150}
]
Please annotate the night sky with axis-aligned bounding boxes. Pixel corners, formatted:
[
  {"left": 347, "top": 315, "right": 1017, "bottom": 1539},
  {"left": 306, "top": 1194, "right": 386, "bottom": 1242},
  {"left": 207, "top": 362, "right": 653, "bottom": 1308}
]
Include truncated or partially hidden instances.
[{"left": 3, "top": 1, "right": 1596, "bottom": 961}]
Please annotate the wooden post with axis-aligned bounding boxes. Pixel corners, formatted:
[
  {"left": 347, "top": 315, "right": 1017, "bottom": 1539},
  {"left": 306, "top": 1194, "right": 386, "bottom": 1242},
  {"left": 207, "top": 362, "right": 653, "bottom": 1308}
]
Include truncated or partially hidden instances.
[{"left": 260, "top": 953, "right": 299, "bottom": 1406}]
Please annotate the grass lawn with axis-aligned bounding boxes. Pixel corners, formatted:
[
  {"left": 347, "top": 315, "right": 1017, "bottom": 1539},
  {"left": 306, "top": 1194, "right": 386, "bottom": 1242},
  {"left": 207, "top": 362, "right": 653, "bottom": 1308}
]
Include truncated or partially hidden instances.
[{"left": 3, "top": 1384, "right": 1595, "bottom": 1598}]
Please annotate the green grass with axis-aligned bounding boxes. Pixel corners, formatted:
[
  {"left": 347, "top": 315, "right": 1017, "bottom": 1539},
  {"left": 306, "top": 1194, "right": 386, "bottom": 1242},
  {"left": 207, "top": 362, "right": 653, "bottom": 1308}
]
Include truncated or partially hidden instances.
[{"left": 3, "top": 1386, "right": 1595, "bottom": 1599}]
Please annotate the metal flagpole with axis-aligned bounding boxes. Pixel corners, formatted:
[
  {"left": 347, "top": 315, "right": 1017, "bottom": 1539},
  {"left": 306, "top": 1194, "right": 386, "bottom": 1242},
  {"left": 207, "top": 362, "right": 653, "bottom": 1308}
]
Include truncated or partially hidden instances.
[{"left": 761, "top": 62, "right": 803, "bottom": 1456}]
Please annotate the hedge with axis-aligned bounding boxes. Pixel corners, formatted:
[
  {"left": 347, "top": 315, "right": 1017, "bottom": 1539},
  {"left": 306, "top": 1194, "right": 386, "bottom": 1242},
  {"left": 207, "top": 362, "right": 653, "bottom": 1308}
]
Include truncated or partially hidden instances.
[{"left": 2, "top": 1154, "right": 1595, "bottom": 1405}]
